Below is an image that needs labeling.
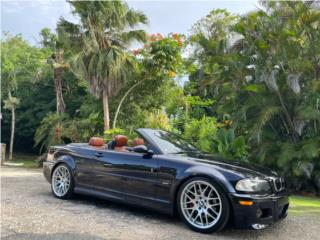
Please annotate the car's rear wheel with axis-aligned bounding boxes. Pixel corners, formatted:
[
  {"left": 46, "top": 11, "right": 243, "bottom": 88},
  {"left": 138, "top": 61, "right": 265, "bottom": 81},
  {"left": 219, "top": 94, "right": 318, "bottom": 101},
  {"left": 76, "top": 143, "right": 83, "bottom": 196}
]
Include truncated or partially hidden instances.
[
  {"left": 51, "top": 163, "right": 74, "bottom": 199},
  {"left": 177, "top": 177, "right": 230, "bottom": 233}
]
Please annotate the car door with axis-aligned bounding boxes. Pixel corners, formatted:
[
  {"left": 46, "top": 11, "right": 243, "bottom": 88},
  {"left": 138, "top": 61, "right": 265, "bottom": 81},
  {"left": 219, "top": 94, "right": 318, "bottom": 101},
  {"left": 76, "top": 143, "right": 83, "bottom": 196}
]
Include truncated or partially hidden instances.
[
  {"left": 71, "top": 145, "right": 98, "bottom": 187},
  {"left": 92, "top": 150, "right": 158, "bottom": 200},
  {"left": 89, "top": 150, "right": 124, "bottom": 195}
]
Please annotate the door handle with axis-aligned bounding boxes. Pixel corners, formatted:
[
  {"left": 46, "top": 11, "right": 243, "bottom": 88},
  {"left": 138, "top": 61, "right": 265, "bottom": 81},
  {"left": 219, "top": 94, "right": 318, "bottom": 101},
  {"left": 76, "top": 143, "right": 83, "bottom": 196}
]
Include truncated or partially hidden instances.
[
  {"left": 103, "top": 163, "right": 112, "bottom": 167},
  {"left": 95, "top": 152, "right": 103, "bottom": 157}
]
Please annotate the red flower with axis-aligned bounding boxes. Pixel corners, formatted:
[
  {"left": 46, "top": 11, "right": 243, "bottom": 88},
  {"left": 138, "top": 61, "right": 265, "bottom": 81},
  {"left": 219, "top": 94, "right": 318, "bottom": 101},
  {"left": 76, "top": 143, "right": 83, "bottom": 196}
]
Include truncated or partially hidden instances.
[
  {"left": 132, "top": 49, "right": 141, "bottom": 56},
  {"left": 156, "top": 33, "right": 163, "bottom": 39},
  {"left": 173, "top": 33, "right": 180, "bottom": 40}
]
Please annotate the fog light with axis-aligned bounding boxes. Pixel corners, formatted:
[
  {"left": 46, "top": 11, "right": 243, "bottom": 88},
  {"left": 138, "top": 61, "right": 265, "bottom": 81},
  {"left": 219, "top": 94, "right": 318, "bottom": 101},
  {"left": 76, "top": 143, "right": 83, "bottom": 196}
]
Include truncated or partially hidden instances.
[
  {"left": 256, "top": 208, "right": 263, "bottom": 218},
  {"left": 239, "top": 200, "right": 253, "bottom": 206},
  {"left": 252, "top": 224, "right": 268, "bottom": 230}
]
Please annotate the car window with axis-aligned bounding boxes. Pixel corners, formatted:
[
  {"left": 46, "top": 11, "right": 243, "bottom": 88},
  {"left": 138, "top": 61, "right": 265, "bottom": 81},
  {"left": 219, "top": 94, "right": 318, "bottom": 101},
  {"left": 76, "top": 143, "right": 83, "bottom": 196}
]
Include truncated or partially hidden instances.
[{"left": 142, "top": 129, "right": 199, "bottom": 154}]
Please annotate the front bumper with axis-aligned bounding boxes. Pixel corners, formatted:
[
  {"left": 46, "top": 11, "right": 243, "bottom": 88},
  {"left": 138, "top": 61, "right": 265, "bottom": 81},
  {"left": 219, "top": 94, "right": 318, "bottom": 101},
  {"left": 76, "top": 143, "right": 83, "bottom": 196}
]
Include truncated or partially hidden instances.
[{"left": 229, "top": 192, "right": 289, "bottom": 229}]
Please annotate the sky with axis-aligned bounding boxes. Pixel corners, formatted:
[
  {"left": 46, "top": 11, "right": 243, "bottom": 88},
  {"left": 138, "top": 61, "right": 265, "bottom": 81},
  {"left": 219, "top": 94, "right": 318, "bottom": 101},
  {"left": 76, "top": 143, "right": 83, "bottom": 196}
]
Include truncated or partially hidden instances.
[{"left": 1, "top": 0, "right": 259, "bottom": 45}]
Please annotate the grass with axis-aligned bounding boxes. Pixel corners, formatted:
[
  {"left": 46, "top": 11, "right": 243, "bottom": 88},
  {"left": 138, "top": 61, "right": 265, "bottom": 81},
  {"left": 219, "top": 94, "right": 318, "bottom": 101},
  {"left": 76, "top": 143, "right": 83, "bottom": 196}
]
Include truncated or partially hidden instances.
[
  {"left": 4, "top": 153, "right": 40, "bottom": 168},
  {"left": 289, "top": 195, "right": 320, "bottom": 215}
]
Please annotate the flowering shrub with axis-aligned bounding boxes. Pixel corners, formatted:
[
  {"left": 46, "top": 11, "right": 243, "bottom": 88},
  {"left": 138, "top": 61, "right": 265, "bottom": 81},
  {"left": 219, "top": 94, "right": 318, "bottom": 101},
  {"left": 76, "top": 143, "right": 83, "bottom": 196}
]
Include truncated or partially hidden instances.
[{"left": 131, "top": 33, "right": 186, "bottom": 78}]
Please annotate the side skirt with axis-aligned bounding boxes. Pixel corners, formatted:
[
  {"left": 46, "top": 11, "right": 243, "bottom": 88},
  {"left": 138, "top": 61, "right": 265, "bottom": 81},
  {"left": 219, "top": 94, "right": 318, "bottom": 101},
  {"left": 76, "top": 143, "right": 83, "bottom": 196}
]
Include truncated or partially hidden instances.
[{"left": 74, "top": 186, "right": 174, "bottom": 216}]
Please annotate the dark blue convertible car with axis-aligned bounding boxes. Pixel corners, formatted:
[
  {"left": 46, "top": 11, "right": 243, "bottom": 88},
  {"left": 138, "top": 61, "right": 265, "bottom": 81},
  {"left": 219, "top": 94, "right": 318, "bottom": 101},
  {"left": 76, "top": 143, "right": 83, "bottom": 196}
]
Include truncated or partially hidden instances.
[{"left": 43, "top": 128, "right": 289, "bottom": 233}]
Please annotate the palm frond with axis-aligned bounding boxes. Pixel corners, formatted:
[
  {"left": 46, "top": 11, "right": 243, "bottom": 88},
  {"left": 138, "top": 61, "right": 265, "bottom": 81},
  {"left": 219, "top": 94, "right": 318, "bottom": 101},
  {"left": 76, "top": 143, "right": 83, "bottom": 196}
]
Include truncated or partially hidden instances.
[{"left": 121, "top": 30, "right": 147, "bottom": 44}]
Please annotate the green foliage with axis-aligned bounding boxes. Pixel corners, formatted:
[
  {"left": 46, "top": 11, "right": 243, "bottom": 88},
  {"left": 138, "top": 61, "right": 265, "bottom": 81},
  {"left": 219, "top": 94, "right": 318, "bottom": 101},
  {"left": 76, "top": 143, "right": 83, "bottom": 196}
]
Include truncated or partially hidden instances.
[
  {"left": 183, "top": 116, "right": 248, "bottom": 159},
  {"left": 34, "top": 113, "right": 67, "bottom": 152},
  {"left": 213, "top": 128, "right": 248, "bottom": 160},
  {"left": 104, "top": 128, "right": 126, "bottom": 142},
  {"left": 1, "top": 33, "right": 47, "bottom": 156},
  {"left": 187, "top": 2, "right": 320, "bottom": 192},
  {"left": 146, "top": 110, "right": 172, "bottom": 131},
  {"left": 112, "top": 33, "right": 186, "bottom": 131},
  {"left": 1, "top": 33, "right": 46, "bottom": 95},
  {"left": 57, "top": 0, "right": 148, "bottom": 130},
  {"left": 183, "top": 116, "right": 217, "bottom": 153},
  {"left": 3, "top": 96, "right": 20, "bottom": 111},
  {"left": 64, "top": 113, "right": 103, "bottom": 143},
  {"left": 142, "top": 33, "right": 186, "bottom": 76}
]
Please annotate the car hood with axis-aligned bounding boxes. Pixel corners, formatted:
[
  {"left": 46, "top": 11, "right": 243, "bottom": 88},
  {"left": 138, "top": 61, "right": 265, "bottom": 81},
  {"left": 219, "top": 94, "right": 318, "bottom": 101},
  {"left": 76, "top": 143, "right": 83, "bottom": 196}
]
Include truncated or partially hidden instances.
[{"left": 169, "top": 152, "right": 277, "bottom": 179}]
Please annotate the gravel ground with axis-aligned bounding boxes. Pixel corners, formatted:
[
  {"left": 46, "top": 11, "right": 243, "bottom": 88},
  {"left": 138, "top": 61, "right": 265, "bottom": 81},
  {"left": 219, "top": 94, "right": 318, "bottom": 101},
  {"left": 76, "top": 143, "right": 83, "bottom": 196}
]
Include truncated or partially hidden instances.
[{"left": 1, "top": 167, "right": 319, "bottom": 240}]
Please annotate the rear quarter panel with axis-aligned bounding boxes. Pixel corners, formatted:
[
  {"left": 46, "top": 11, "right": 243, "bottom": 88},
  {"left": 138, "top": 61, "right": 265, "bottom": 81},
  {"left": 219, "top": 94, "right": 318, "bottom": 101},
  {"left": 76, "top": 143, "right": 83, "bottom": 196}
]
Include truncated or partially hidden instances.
[{"left": 43, "top": 145, "right": 78, "bottom": 182}]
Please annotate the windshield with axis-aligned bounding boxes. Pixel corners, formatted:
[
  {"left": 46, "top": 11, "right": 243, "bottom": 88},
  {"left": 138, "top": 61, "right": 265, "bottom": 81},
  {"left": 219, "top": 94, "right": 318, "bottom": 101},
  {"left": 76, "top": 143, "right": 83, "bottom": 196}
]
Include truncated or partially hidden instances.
[{"left": 142, "top": 129, "right": 199, "bottom": 154}]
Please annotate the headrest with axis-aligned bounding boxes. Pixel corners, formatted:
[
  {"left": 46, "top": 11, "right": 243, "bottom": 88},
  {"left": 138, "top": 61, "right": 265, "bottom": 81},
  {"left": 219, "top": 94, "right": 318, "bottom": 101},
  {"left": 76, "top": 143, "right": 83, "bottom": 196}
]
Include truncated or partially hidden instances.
[
  {"left": 132, "top": 138, "right": 145, "bottom": 147},
  {"left": 89, "top": 137, "right": 105, "bottom": 147},
  {"left": 114, "top": 135, "right": 128, "bottom": 147}
]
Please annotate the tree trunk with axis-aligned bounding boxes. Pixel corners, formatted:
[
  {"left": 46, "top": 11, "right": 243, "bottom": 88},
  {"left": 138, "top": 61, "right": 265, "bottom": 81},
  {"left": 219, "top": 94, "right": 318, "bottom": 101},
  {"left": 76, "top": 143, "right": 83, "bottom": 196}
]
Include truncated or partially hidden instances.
[
  {"left": 9, "top": 107, "right": 15, "bottom": 160},
  {"left": 113, "top": 80, "right": 145, "bottom": 129},
  {"left": 54, "top": 67, "right": 66, "bottom": 114},
  {"left": 103, "top": 89, "right": 110, "bottom": 131}
]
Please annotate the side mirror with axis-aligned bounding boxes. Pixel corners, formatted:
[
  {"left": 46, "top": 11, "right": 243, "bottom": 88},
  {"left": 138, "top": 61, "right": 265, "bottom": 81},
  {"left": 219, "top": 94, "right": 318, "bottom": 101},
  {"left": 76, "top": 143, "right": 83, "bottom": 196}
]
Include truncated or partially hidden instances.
[{"left": 132, "top": 145, "right": 154, "bottom": 156}]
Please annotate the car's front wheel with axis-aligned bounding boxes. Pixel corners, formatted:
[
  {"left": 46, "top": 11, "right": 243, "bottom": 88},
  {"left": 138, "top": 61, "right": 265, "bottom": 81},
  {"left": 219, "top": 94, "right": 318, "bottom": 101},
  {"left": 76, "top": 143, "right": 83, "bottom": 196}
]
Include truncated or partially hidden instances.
[
  {"left": 177, "top": 177, "right": 230, "bottom": 233},
  {"left": 51, "top": 163, "right": 74, "bottom": 199}
]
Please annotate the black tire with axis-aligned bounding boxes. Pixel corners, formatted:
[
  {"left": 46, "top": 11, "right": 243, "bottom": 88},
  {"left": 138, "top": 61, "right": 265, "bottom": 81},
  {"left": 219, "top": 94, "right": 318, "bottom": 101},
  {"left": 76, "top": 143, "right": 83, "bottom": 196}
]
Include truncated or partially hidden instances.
[
  {"left": 51, "top": 163, "right": 74, "bottom": 199},
  {"left": 177, "top": 177, "right": 230, "bottom": 233}
]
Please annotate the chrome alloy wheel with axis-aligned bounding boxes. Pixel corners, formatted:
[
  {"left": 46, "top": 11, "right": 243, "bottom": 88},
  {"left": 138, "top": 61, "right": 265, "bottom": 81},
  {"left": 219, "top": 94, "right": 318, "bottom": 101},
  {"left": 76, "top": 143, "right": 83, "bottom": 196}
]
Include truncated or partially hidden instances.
[
  {"left": 52, "top": 165, "right": 71, "bottom": 197},
  {"left": 180, "top": 180, "right": 222, "bottom": 229}
]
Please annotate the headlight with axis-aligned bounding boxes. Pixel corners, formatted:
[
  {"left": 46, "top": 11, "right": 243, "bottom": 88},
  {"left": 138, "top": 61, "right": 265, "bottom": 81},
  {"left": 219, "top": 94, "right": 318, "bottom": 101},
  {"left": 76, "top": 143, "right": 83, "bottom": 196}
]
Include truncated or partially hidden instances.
[{"left": 235, "top": 178, "right": 271, "bottom": 192}]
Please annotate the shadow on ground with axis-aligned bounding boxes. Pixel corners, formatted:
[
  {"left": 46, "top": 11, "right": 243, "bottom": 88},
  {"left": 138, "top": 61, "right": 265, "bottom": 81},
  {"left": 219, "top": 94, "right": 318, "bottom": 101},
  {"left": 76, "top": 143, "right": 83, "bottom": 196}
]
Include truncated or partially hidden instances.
[
  {"left": 2, "top": 232, "right": 108, "bottom": 240},
  {"left": 69, "top": 193, "right": 178, "bottom": 223},
  {"left": 60, "top": 193, "right": 261, "bottom": 238}
]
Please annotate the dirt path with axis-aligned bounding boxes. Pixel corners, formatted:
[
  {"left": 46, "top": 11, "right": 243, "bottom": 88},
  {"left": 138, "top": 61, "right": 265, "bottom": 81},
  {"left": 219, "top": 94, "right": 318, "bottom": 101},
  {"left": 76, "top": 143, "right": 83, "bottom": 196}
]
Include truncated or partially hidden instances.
[{"left": 1, "top": 167, "right": 319, "bottom": 240}]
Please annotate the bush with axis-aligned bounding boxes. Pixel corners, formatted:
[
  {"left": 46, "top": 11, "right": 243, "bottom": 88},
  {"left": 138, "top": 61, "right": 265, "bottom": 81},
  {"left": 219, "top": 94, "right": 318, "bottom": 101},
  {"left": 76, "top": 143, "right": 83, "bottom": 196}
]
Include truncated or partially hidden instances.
[{"left": 183, "top": 116, "right": 248, "bottom": 160}]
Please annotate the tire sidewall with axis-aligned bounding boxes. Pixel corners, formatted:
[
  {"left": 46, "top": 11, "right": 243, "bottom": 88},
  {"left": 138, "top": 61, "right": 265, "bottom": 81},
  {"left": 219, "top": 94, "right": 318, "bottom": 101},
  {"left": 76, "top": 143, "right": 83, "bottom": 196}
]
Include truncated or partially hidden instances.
[
  {"left": 177, "top": 177, "right": 230, "bottom": 233},
  {"left": 51, "top": 163, "right": 74, "bottom": 199}
]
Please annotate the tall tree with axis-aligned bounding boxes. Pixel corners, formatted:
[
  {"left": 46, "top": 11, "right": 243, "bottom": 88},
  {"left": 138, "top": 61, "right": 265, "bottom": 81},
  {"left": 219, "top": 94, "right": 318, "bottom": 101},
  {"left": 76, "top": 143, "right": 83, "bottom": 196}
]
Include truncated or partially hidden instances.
[
  {"left": 3, "top": 95, "right": 20, "bottom": 160},
  {"left": 59, "top": 0, "right": 148, "bottom": 130},
  {"left": 113, "top": 33, "right": 186, "bottom": 128},
  {"left": 1, "top": 34, "right": 44, "bottom": 159},
  {"left": 39, "top": 28, "right": 67, "bottom": 114}
]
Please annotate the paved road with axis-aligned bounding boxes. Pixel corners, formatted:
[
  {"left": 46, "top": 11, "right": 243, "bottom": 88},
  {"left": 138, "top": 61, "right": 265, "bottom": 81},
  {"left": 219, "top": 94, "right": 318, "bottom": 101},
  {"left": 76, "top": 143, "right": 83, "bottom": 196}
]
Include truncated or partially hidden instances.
[{"left": 1, "top": 167, "right": 319, "bottom": 240}]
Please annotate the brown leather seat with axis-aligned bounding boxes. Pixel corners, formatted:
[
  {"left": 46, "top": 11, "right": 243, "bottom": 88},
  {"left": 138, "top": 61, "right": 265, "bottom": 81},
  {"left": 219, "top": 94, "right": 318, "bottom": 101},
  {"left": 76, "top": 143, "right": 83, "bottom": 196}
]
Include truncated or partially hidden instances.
[
  {"left": 89, "top": 137, "right": 105, "bottom": 148},
  {"left": 114, "top": 135, "right": 128, "bottom": 152},
  {"left": 132, "top": 138, "right": 145, "bottom": 147}
]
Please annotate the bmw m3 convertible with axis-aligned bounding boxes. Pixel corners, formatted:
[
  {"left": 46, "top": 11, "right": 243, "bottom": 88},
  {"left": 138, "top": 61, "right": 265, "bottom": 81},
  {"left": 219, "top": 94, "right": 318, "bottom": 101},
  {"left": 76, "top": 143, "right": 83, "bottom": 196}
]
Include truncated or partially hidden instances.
[{"left": 43, "top": 128, "right": 289, "bottom": 233}]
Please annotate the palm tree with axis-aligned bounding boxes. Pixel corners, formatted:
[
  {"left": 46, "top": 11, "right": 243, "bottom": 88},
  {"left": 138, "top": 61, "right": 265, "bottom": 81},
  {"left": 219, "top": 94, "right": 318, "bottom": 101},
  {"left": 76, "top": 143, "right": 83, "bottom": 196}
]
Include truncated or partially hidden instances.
[
  {"left": 59, "top": 0, "right": 148, "bottom": 130},
  {"left": 1, "top": 34, "right": 42, "bottom": 160},
  {"left": 3, "top": 94, "right": 20, "bottom": 160},
  {"left": 40, "top": 28, "right": 67, "bottom": 114}
]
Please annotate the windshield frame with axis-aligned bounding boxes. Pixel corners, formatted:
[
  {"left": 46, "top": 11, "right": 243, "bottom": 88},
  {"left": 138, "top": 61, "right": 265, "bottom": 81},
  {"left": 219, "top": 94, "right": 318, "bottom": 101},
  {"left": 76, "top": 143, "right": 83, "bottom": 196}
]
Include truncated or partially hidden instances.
[{"left": 136, "top": 128, "right": 200, "bottom": 155}]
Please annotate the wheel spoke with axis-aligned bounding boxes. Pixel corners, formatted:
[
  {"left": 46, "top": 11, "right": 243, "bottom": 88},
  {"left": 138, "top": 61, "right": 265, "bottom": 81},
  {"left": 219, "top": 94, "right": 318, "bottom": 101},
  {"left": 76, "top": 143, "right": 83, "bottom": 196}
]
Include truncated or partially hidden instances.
[
  {"left": 197, "top": 183, "right": 202, "bottom": 194},
  {"left": 202, "top": 185, "right": 209, "bottom": 195},
  {"left": 208, "top": 203, "right": 220, "bottom": 207},
  {"left": 207, "top": 211, "right": 216, "bottom": 220},
  {"left": 199, "top": 213, "right": 204, "bottom": 225},
  {"left": 208, "top": 197, "right": 219, "bottom": 201},
  {"left": 205, "top": 212, "right": 209, "bottom": 225},
  {"left": 186, "top": 189, "right": 195, "bottom": 197},
  {"left": 209, "top": 207, "right": 219, "bottom": 216},
  {"left": 185, "top": 194, "right": 194, "bottom": 201},
  {"left": 190, "top": 208, "right": 196, "bottom": 217}
]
